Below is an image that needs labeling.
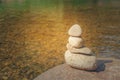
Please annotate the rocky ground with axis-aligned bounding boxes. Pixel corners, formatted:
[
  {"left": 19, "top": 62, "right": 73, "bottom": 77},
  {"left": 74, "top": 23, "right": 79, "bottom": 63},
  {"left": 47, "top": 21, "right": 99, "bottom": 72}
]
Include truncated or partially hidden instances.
[{"left": 34, "top": 58, "right": 120, "bottom": 80}]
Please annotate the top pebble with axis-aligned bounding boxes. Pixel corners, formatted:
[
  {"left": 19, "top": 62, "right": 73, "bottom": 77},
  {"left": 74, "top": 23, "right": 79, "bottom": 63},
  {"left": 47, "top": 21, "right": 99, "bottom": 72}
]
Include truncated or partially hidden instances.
[{"left": 68, "top": 24, "right": 82, "bottom": 37}]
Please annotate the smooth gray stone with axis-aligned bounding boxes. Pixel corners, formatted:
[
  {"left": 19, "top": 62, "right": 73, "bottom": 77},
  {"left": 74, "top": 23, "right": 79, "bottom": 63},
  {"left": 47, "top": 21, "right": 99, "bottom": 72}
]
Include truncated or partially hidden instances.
[
  {"left": 34, "top": 58, "right": 120, "bottom": 80},
  {"left": 67, "top": 43, "right": 92, "bottom": 55},
  {"left": 64, "top": 50, "right": 97, "bottom": 70},
  {"left": 68, "top": 36, "right": 83, "bottom": 48},
  {"left": 68, "top": 24, "right": 82, "bottom": 37}
]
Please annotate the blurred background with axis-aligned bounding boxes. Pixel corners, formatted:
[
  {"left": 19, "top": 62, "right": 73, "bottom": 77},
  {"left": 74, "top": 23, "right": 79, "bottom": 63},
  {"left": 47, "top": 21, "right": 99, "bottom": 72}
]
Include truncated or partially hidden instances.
[{"left": 0, "top": 0, "right": 120, "bottom": 80}]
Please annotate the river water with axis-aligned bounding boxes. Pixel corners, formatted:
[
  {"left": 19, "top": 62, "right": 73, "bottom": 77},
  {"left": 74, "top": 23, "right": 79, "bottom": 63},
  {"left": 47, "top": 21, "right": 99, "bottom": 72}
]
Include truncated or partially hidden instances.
[{"left": 0, "top": 0, "right": 120, "bottom": 79}]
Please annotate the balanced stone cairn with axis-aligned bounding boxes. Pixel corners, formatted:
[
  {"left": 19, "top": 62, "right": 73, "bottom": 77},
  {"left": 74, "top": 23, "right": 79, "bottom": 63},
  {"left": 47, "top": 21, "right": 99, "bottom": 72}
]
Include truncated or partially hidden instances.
[{"left": 65, "top": 24, "right": 97, "bottom": 70}]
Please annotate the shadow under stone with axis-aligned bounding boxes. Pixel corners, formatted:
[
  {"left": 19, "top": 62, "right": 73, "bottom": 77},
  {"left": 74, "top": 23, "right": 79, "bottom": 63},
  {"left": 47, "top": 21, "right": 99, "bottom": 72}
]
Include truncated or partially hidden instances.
[
  {"left": 87, "top": 59, "right": 113, "bottom": 72},
  {"left": 95, "top": 59, "right": 113, "bottom": 72}
]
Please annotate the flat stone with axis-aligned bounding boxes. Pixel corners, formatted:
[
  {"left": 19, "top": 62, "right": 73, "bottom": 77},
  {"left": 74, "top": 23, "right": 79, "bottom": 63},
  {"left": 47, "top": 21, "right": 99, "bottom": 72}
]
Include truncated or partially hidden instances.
[
  {"left": 34, "top": 58, "right": 120, "bottom": 80},
  {"left": 64, "top": 50, "right": 97, "bottom": 70},
  {"left": 68, "top": 36, "right": 83, "bottom": 48},
  {"left": 67, "top": 44, "right": 92, "bottom": 55},
  {"left": 68, "top": 24, "right": 82, "bottom": 37}
]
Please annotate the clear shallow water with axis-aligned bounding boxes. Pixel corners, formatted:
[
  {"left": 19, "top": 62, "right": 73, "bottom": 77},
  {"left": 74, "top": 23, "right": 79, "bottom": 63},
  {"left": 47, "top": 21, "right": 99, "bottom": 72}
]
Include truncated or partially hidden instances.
[
  {"left": 1, "top": 0, "right": 119, "bottom": 57},
  {"left": 0, "top": 0, "right": 120, "bottom": 79}
]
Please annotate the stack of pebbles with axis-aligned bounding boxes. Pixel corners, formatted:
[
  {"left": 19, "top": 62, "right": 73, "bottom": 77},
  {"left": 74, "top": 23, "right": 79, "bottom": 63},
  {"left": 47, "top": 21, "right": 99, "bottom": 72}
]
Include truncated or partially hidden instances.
[{"left": 65, "top": 24, "right": 97, "bottom": 70}]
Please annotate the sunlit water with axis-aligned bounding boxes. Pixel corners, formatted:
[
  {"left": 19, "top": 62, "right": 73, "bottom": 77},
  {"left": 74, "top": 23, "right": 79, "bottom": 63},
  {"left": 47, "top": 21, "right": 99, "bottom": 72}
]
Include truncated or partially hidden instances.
[{"left": 0, "top": 0, "right": 120, "bottom": 79}]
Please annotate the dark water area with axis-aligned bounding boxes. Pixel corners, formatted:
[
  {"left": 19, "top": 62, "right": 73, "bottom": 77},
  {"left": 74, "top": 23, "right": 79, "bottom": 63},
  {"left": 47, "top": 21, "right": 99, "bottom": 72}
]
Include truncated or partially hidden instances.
[{"left": 0, "top": 0, "right": 120, "bottom": 80}]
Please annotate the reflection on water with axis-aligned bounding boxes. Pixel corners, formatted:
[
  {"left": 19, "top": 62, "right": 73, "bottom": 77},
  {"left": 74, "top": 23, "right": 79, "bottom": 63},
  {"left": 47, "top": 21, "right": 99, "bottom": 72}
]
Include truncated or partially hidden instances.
[{"left": 0, "top": 0, "right": 120, "bottom": 80}]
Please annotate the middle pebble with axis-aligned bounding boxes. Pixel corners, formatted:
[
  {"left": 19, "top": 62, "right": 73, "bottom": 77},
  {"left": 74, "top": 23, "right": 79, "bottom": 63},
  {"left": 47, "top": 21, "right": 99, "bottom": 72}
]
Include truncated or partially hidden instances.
[{"left": 68, "top": 36, "right": 84, "bottom": 48}]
